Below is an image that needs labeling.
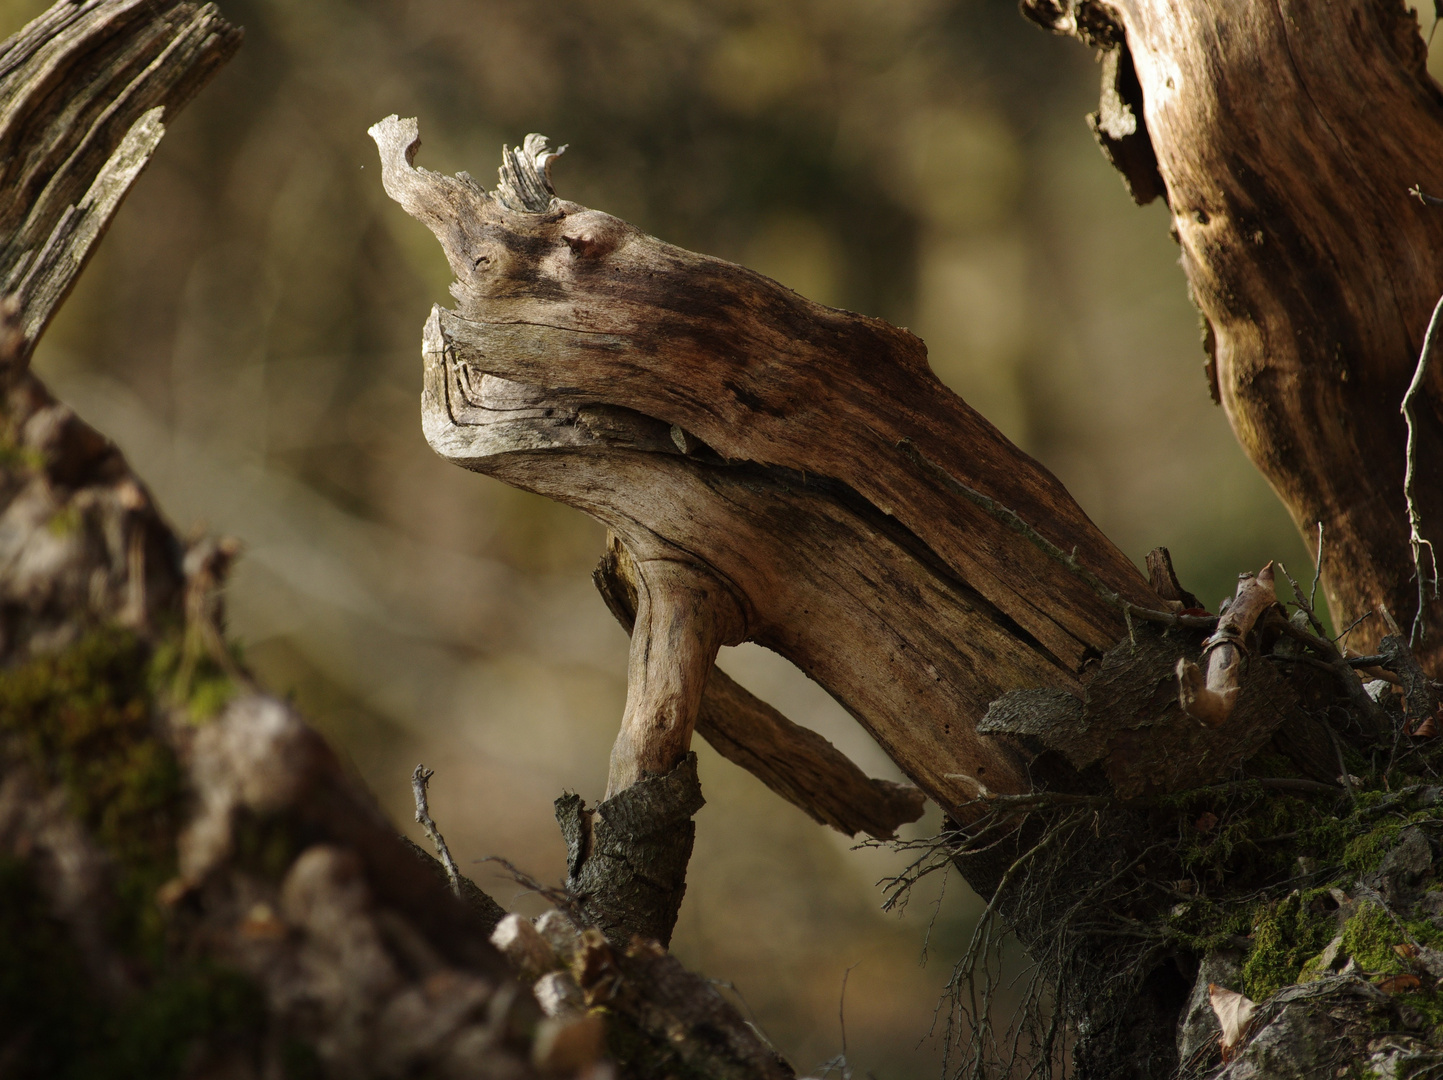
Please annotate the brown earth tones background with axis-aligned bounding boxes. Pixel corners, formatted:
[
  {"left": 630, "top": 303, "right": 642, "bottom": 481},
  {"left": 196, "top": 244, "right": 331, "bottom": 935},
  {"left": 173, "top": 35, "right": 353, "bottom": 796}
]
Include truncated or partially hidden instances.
[{"left": 10, "top": 0, "right": 1426, "bottom": 1073}]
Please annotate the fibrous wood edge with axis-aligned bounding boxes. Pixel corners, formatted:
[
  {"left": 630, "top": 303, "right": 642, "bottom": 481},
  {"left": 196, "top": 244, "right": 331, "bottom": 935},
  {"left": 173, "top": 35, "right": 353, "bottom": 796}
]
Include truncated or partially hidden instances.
[
  {"left": 0, "top": 0, "right": 242, "bottom": 357},
  {"left": 593, "top": 537, "right": 927, "bottom": 840}
]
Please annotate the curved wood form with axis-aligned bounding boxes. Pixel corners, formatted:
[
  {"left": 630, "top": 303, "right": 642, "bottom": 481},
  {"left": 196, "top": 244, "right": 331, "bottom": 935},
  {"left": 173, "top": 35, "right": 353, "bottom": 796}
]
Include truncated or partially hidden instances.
[
  {"left": 592, "top": 538, "right": 927, "bottom": 838},
  {"left": 1024, "top": 0, "right": 1443, "bottom": 668},
  {"left": 369, "top": 116, "right": 1169, "bottom": 809}
]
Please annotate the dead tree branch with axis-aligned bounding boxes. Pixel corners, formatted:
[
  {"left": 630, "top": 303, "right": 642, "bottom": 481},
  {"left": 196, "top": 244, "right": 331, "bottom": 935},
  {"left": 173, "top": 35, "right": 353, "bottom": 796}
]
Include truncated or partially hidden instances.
[{"left": 411, "top": 763, "right": 461, "bottom": 897}]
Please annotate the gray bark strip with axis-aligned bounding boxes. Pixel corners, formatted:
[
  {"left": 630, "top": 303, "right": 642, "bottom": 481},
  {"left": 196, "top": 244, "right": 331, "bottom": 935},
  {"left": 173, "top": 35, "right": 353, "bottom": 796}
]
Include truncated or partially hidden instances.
[{"left": 0, "top": 0, "right": 241, "bottom": 357}]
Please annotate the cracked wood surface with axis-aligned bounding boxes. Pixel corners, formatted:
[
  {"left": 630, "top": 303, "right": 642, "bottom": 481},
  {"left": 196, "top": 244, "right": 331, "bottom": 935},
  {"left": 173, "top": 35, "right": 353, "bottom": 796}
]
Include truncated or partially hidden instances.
[
  {"left": 370, "top": 115, "right": 1170, "bottom": 811},
  {"left": 1026, "top": 0, "right": 1443, "bottom": 671}
]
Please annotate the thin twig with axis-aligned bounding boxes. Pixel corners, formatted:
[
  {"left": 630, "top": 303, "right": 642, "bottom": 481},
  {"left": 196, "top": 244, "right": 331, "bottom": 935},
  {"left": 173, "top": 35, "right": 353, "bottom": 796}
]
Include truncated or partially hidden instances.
[
  {"left": 412, "top": 764, "right": 461, "bottom": 897},
  {"left": 1277, "top": 560, "right": 1328, "bottom": 639},
  {"left": 899, "top": 439, "right": 1217, "bottom": 631},
  {"left": 1404, "top": 292, "right": 1443, "bottom": 645},
  {"left": 1272, "top": 615, "right": 1388, "bottom": 732},
  {"left": 1334, "top": 610, "right": 1374, "bottom": 645},
  {"left": 1324, "top": 719, "right": 1357, "bottom": 804},
  {"left": 1310, "top": 521, "right": 1325, "bottom": 612}
]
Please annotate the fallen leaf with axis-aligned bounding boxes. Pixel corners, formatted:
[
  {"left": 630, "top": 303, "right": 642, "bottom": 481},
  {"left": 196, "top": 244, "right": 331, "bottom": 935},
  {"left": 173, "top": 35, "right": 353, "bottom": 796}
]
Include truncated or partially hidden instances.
[
  {"left": 1209, "top": 983, "right": 1257, "bottom": 1062},
  {"left": 1377, "top": 973, "right": 1422, "bottom": 993},
  {"left": 1395, "top": 943, "right": 1420, "bottom": 961},
  {"left": 1410, "top": 713, "right": 1437, "bottom": 738},
  {"left": 1196, "top": 812, "right": 1219, "bottom": 833}
]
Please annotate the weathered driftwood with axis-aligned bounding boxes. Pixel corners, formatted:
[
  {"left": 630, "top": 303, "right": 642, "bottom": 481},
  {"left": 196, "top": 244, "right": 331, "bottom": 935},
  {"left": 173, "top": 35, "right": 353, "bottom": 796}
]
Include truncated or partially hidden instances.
[
  {"left": 369, "top": 115, "right": 1188, "bottom": 813},
  {"left": 1024, "top": 0, "right": 1443, "bottom": 670}
]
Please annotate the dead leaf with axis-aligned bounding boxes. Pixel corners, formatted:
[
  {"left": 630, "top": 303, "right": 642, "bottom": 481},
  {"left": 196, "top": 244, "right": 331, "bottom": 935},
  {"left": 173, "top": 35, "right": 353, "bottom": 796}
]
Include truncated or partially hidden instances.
[
  {"left": 1196, "top": 812, "right": 1219, "bottom": 833},
  {"left": 1410, "top": 712, "right": 1437, "bottom": 738},
  {"left": 1395, "top": 943, "right": 1420, "bottom": 961},
  {"left": 1209, "top": 983, "right": 1257, "bottom": 1062},
  {"left": 1377, "top": 973, "right": 1422, "bottom": 993}
]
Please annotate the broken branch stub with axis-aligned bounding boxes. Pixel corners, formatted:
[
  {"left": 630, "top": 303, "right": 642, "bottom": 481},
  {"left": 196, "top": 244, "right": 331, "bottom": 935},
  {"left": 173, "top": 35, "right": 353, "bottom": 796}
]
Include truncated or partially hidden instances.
[
  {"left": 1178, "top": 564, "right": 1279, "bottom": 728},
  {"left": 370, "top": 114, "right": 1175, "bottom": 812}
]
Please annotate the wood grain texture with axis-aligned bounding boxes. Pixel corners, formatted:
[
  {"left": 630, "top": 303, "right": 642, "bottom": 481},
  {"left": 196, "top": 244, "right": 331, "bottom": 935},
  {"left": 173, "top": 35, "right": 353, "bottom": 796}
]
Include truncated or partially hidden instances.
[
  {"left": 0, "top": 0, "right": 241, "bottom": 358},
  {"left": 593, "top": 538, "right": 926, "bottom": 839},
  {"left": 370, "top": 115, "right": 1175, "bottom": 812},
  {"left": 1026, "top": 0, "right": 1443, "bottom": 669}
]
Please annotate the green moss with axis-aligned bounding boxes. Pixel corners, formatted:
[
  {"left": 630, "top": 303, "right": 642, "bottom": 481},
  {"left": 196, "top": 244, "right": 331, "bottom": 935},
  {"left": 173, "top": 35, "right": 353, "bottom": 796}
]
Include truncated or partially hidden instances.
[
  {"left": 147, "top": 632, "right": 239, "bottom": 722},
  {"left": 1343, "top": 822, "right": 1404, "bottom": 876},
  {"left": 46, "top": 503, "right": 81, "bottom": 536},
  {"left": 0, "top": 855, "right": 266, "bottom": 1080},
  {"left": 1165, "top": 897, "right": 1251, "bottom": 955},
  {"left": 1397, "top": 989, "right": 1443, "bottom": 1034},
  {"left": 0, "top": 627, "right": 183, "bottom": 959},
  {"left": 1241, "top": 890, "right": 1337, "bottom": 999},
  {"left": 0, "top": 631, "right": 271, "bottom": 1076},
  {"left": 1339, "top": 902, "right": 1408, "bottom": 975},
  {"left": 232, "top": 809, "right": 302, "bottom": 882},
  {"left": 102, "top": 965, "right": 266, "bottom": 1079}
]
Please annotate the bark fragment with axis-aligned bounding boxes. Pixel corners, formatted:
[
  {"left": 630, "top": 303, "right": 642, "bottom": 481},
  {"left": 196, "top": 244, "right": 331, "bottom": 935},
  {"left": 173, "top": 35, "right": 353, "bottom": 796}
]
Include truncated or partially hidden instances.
[{"left": 556, "top": 754, "right": 704, "bottom": 949}]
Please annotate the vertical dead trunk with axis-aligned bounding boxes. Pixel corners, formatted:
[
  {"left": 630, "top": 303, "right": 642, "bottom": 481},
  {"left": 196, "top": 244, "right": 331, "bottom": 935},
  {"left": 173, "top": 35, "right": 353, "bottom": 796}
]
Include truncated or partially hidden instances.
[{"left": 1025, "top": 0, "right": 1443, "bottom": 669}]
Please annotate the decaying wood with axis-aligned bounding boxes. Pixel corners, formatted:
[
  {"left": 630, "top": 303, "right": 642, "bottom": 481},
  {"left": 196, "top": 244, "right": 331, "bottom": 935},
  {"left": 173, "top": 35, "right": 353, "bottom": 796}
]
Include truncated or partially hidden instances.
[
  {"left": 369, "top": 114, "right": 1181, "bottom": 814},
  {"left": 980, "top": 620, "right": 1303, "bottom": 800},
  {"left": 1146, "top": 545, "right": 1203, "bottom": 611},
  {"left": 0, "top": 0, "right": 241, "bottom": 359},
  {"left": 593, "top": 536, "right": 926, "bottom": 840},
  {"left": 1024, "top": 0, "right": 1443, "bottom": 671},
  {"left": 1177, "top": 564, "right": 1279, "bottom": 727},
  {"left": 0, "top": 5, "right": 798, "bottom": 1076}
]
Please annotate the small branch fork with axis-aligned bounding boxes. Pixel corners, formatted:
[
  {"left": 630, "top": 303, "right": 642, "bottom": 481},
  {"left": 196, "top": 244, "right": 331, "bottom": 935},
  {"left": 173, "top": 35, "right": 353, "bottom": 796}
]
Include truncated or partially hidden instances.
[
  {"left": 412, "top": 764, "right": 461, "bottom": 897},
  {"left": 1403, "top": 290, "right": 1443, "bottom": 646}
]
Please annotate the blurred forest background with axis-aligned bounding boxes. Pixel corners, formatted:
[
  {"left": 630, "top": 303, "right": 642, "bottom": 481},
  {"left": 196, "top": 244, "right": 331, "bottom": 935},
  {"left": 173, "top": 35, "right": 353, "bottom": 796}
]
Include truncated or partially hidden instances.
[{"left": 11, "top": 0, "right": 1439, "bottom": 1073}]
